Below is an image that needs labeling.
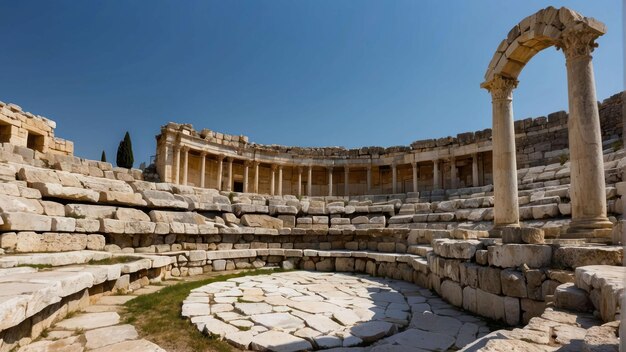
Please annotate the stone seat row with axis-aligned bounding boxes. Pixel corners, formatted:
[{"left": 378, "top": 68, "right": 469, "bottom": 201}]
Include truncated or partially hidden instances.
[{"left": 0, "top": 251, "right": 171, "bottom": 334}]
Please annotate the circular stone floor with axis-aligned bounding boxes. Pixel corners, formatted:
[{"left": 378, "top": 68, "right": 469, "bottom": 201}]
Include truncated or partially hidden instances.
[{"left": 182, "top": 271, "right": 493, "bottom": 351}]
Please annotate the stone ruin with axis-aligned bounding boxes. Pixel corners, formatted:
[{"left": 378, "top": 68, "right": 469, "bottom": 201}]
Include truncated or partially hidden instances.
[{"left": 0, "top": 5, "right": 623, "bottom": 352}]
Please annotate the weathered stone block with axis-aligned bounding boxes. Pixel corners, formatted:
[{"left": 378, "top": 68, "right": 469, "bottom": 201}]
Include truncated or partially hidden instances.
[{"left": 488, "top": 244, "right": 552, "bottom": 268}]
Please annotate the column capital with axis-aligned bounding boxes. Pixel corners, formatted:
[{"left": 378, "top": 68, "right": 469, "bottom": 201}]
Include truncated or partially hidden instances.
[
  {"left": 226, "top": 156, "right": 234, "bottom": 163},
  {"left": 297, "top": 166, "right": 303, "bottom": 173},
  {"left": 557, "top": 25, "right": 602, "bottom": 61},
  {"left": 180, "top": 145, "right": 190, "bottom": 152},
  {"left": 243, "top": 160, "right": 253, "bottom": 167},
  {"left": 411, "top": 161, "right": 417, "bottom": 169},
  {"left": 200, "top": 150, "right": 208, "bottom": 157},
  {"left": 270, "top": 164, "right": 278, "bottom": 171},
  {"left": 327, "top": 166, "right": 334, "bottom": 172},
  {"left": 482, "top": 74, "right": 518, "bottom": 101},
  {"left": 217, "top": 154, "right": 225, "bottom": 161}
]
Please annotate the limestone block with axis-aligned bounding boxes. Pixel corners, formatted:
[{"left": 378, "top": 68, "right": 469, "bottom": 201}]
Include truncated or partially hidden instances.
[
  {"left": 433, "top": 239, "right": 482, "bottom": 260},
  {"left": 18, "top": 166, "right": 60, "bottom": 184},
  {"left": 476, "top": 288, "right": 505, "bottom": 321},
  {"left": 477, "top": 266, "right": 501, "bottom": 295},
  {"left": 65, "top": 203, "right": 117, "bottom": 219},
  {"left": 459, "top": 262, "right": 479, "bottom": 287},
  {"left": 141, "top": 190, "right": 189, "bottom": 209},
  {"left": 552, "top": 246, "right": 623, "bottom": 269},
  {"left": 31, "top": 182, "right": 99, "bottom": 202},
  {"left": 115, "top": 208, "right": 150, "bottom": 222},
  {"left": 462, "top": 286, "right": 477, "bottom": 313},
  {"left": 99, "top": 191, "right": 147, "bottom": 207},
  {"left": 86, "top": 234, "right": 106, "bottom": 250},
  {"left": 0, "top": 212, "right": 52, "bottom": 232},
  {"left": 52, "top": 217, "right": 76, "bottom": 232},
  {"left": 501, "top": 227, "right": 545, "bottom": 244},
  {"left": 531, "top": 204, "right": 559, "bottom": 219},
  {"left": 440, "top": 280, "right": 462, "bottom": 307},
  {"left": 554, "top": 283, "right": 592, "bottom": 312},
  {"left": 488, "top": 244, "right": 552, "bottom": 269},
  {"left": 100, "top": 219, "right": 126, "bottom": 234},
  {"left": 0, "top": 194, "right": 44, "bottom": 214},
  {"left": 503, "top": 296, "right": 520, "bottom": 326},
  {"left": 335, "top": 257, "right": 355, "bottom": 272},
  {"left": 40, "top": 200, "right": 65, "bottom": 216},
  {"left": 450, "top": 228, "right": 488, "bottom": 240},
  {"left": 125, "top": 221, "right": 156, "bottom": 234},
  {"left": 75, "top": 219, "right": 100, "bottom": 233},
  {"left": 149, "top": 210, "right": 206, "bottom": 224},
  {"left": 500, "top": 269, "right": 527, "bottom": 298},
  {"left": 241, "top": 214, "right": 282, "bottom": 229}
]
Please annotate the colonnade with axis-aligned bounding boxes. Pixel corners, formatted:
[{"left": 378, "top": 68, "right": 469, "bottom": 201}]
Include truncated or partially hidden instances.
[{"left": 167, "top": 147, "right": 485, "bottom": 197}]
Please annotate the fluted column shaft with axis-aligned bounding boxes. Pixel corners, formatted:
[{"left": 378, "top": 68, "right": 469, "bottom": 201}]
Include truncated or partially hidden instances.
[
  {"left": 297, "top": 167, "right": 303, "bottom": 196},
  {"left": 277, "top": 166, "right": 283, "bottom": 196},
  {"left": 243, "top": 162, "right": 249, "bottom": 193},
  {"left": 216, "top": 156, "right": 224, "bottom": 191},
  {"left": 559, "top": 27, "right": 612, "bottom": 234},
  {"left": 270, "top": 165, "right": 276, "bottom": 196},
  {"left": 181, "top": 147, "right": 189, "bottom": 186},
  {"left": 307, "top": 166, "right": 313, "bottom": 197},
  {"left": 200, "top": 152, "right": 207, "bottom": 188},
  {"left": 253, "top": 162, "right": 259, "bottom": 193},
  {"left": 433, "top": 160, "right": 440, "bottom": 190},
  {"left": 483, "top": 74, "right": 519, "bottom": 227},
  {"left": 412, "top": 162, "right": 418, "bottom": 193},
  {"left": 327, "top": 167, "right": 333, "bottom": 197}
]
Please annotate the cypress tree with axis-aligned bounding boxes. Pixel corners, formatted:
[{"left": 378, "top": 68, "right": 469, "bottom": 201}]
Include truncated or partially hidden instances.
[
  {"left": 116, "top": 132, "right": 134, "bottom": 168},
  {"left": 101, "top": 150, "right": 107, "bottom": 162}
]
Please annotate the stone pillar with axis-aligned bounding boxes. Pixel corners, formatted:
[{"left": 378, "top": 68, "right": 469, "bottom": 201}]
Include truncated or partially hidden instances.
[
  {"left": 297, "top": 167, "right": 303, "bottom": 196},
  {"left": 344, "top": 166, "right": 350, "bottom": 196},
  {"left": 472, "top": 153, "right": 479, "bottom": 187},
  {"left": 243, "top": 161, "right": 249, "bottom": 193},
  {"left": 433, "top": 159, "right": 440, "bottom": 190},
  {"left": 366, "top": 165, "right": 372, "bottom": 194},
  {"left": 277, "top": 165, "right": 283, "bottom": 196},
  {"left": 181, "top": 147, "right": 189, "bottom": 186},
  {"left": 216, "top": 155, "right": 224, "bottom": 191},
  {"left": 226, "top": 157, "right": 233, "bottom": 192},
  {"left": 307, "top": 166, "right": 313, "bottom": 197},
  {"left": 412, "top": 162, "right": 418, "bottom": 193},
  {"left": 391, "top": 163, "right": 397, "bottom": 194},
  {"left": 270, "top": 165, "right": 276, "bottom": 196},
  {"left": 559, "top": 27, "right": 612, "bottom": 234},
  {"left": 173, "top": 146, "right": 181, "bottom": 184},
  {"left": 200, "top": 152, "right": 207, "bottom": 188},
  {"left": 327, "top": 167, "right": 333, "bottom": 197},
  {"left": 482, "top": 74, "right": 519, "bottom": 228},
  {"left": 450, "top": 156, "right": 457, "bottom": 189},
  {"left": 253, "top": 162, "right": 259, "bottom": 193}
]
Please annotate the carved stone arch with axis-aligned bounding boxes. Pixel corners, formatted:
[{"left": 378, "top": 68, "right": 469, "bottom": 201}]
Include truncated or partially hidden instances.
[
  {"left": 483, "top": 6, "right": 605, "bottom": 83},
  {"left": 481, "top": 7, "right": 612, "bottom": 237}
]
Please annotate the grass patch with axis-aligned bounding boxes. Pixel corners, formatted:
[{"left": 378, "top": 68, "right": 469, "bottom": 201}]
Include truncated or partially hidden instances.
[
  {"left": 122, "top": 269, "right": 286, "bottom": 352},
  {"left": 17, "top": 264, "right": 53, "bottom": 270},
  {"left": 88, "top": 256, "right": 141, "bottom": 265}
]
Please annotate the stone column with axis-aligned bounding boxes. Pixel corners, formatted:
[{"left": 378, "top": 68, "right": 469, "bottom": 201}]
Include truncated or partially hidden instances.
[
  {"left": 450, "top": 156, "right": 457, "bottom": 189},
  {"left": 226, "top": 157, "right": 233, "bottom": 192},
  {"left": 216, "top": 155, "right": 224, "bottom": 190},
  {"left": 243, "top": 161, "right": 250, "bottom": 193},
  {"left": 297, "top": 167, "right": 303, "bottom": 196},
  {"left": 253, "top": 161, "right": 259, "bottom": 193},
  {"left": 366, "top": 165, "right": 372, "bottom": 194},
  {"left": 327, "top": 167, "right": 333, "bottom": 197},
  {"left": 559, "top": 27, "right": 612, "bottom": 234},
  {"left": 472, "top": 153, "right": 479, "bottom": 187},
  {"left": 200, "top": 152, "right": 207, "bottom": 188},
  {"left": 391, "top": 163, "right": 397, "bottom": 194},
  {"left": 482, "top": 74, "right": 519, "bottom": 228},
  {"left": 277, "top": 165, "right": 283, "bottom": 196},
  {"left": 181, "top": 147, "right": 189, "bottom": 186},
  {"left": 344, "top": 166, "right": 350, "bottom": 196},
  {"left": 270, "top": 165, "right": 276, "bottom": 196},
  {"left": 173, "top": 146, "right": 181, "bottom": 184},
  {"left": 412, "top": 162, "right": 418, "bottom": 193},
  {"left": 433, "top": 159, "right": 440, "bottom": 189},
  {"left": 307, "top": 166, "right": 313, "bottom": 196}
]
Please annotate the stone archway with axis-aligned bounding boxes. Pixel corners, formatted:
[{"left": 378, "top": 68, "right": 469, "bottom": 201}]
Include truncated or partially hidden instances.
[{"left": 481, "top": 7, "right": 613, "bottom": 236}]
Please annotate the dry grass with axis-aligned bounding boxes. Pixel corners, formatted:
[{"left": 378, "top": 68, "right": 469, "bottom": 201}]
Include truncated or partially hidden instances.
[{"left": 122, "top": 269, "right": 285, "bottom": 352}]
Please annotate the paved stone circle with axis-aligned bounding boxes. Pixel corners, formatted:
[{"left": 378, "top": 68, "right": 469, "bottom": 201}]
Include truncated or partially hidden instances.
[{"left": 182, "top": 271, "right": 493, "bottom": 351}]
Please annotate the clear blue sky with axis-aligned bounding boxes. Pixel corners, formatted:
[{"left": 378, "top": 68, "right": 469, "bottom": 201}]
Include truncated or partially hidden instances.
[{"left": 0, "top": 1, "right": 622, "bottom": 166}]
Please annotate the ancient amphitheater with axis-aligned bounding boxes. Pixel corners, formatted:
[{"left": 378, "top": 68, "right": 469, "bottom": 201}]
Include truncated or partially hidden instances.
[{"left": 0, "top": 6, "right": 623, "bottom": 352}]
